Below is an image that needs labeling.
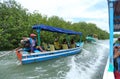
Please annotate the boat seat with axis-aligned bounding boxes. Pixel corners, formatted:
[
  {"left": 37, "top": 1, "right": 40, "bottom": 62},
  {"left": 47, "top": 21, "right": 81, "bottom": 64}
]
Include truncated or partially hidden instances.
[
  {"left": 49, "top": 44, "right": 55, "bottom": 51},
  {"left": 42, "top": 42, "right": 50, "bottom": 51},
  {"left": 62, "top": 44, "right": 68, "bottom": 49}
]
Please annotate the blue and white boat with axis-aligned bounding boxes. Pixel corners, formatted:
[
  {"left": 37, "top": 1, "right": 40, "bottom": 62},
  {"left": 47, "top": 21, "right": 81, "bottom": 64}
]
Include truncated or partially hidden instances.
[
  {"left": 103, "top": 0, "right": 120, "bottom": 79},
  {"left": 16, "top": 24, "right": 84, "bottom": 64}
]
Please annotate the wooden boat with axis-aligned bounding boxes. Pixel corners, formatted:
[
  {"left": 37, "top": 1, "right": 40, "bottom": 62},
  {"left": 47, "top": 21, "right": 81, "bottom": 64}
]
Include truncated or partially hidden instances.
[
  {"left": 16, "top": 24, "right": 84, "bottom": 64},
  {"left": 103, "top": 0, "right": 120, "bottom": 79}
]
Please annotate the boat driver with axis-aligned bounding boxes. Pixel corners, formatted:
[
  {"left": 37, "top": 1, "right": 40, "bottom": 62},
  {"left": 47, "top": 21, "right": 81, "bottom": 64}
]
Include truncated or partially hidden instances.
[{"left": 29, "top": 33, "right": 45, "bottom": 53}]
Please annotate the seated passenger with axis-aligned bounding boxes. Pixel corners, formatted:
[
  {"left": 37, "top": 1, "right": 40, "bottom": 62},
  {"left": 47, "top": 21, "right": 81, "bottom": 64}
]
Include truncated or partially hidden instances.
[
  {"left": 62, "top": 39, "right": 68, "bottom": 49},
  {"left": 62, "top": 38, "right": 67, "bottom": 44},
  {"left": 114, "top": 46, "right": 120, "bottom": 59},
  {"left": 54, "top": 37, "right": 61, "bottom": 50},
  {"left": 29, "top": 33, "right": 45, "bottom": 53},
  {"left": 49, "top": 44, "right": 55, "bottom": 51},
  {"left": 70, "top": 39, "right": 76, "bottom": 48},
  {"left": 114, "top": 46, "right": 120, "bottom": 72},
  {"left": 114, "top": 38, "right": 120, "bottom": 71},
  {"left": 114, "top": 46, "right": 120, "bottom": 79},
  {"left": 42, "top": 42, "right": 50, "bottom": 51},
  {"left": 20, "top": 37, "right": 30, "bottom": 52}
]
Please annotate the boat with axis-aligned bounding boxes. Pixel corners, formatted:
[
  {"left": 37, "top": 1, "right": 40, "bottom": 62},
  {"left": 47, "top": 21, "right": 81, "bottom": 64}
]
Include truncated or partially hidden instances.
[
  {"left": 86, "top": 34, "right": 98, "bottom": 42},
  {"left": 103, "top": 0, "right": 120, "bottom": 79},
  {"left": 103, "top": 57, "right": 114, "bottom": 79},
  {"left": 16, "top": 24, "right": 84, "bottom": 64}
]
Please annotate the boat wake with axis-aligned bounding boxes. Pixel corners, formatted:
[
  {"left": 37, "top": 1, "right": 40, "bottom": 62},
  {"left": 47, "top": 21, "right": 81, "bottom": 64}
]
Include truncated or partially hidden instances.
[
  {"left": 65, "top": 41, "right": 109, "bottom": 79},
  {"left": 92, "top": 41, "right": 109, "bottom": 49}
]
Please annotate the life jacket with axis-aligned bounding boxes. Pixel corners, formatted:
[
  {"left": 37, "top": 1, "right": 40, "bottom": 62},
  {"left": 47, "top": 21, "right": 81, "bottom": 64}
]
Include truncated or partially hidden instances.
[{"left": 54, "top": 41, "right": 61, "bottom": 50}]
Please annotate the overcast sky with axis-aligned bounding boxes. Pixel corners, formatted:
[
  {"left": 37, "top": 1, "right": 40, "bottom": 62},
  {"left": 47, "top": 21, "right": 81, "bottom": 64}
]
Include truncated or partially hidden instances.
[{"left": 15, "top": 0, "right": 109, "bottom": 32}]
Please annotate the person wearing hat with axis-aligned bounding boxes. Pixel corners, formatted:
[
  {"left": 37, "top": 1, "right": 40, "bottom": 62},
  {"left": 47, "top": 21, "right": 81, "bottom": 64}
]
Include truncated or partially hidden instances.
[{"left": 29, "top": 33, "right": 44, "bottom": 53}]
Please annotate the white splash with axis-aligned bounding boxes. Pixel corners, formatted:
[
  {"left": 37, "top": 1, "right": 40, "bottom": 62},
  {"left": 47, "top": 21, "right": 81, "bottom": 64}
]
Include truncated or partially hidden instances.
[{"left": 65, "top": 41, "right": 108, "bottom": 79}]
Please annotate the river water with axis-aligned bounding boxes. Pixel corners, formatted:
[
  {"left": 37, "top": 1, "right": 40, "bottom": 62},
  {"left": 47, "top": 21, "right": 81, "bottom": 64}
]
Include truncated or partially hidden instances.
[{"left": 0, "top": 40, "right": 109, "bottom": 79}]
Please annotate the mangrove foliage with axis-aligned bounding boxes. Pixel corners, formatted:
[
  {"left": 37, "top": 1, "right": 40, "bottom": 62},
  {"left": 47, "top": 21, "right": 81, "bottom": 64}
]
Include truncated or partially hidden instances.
[{"left": 0, "top": 0, "right": 109, "bottom": 50}]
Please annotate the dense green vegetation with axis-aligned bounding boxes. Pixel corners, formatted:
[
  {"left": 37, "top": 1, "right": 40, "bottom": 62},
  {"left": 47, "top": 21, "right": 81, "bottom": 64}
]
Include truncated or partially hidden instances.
[
  {"left": 114, "top": 34, "right": 120, "bottom": 38},
  {"left": 0, "top": 0, "right": 109, "bottom": 50}
]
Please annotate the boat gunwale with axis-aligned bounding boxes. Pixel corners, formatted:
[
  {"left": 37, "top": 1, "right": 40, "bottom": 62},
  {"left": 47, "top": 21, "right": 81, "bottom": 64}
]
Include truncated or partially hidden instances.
[
  {"left": 20, "top": 46, "right": 82, "bottom": 57},
  {"left": 21, "top": 48, "right": 81, "bottom": 61}
]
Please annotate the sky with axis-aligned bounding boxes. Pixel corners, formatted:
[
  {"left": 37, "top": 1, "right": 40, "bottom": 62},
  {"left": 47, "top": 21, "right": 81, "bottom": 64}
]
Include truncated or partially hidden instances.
[{"left": 15, "top": 0, "right": 109, "bottom": 32}]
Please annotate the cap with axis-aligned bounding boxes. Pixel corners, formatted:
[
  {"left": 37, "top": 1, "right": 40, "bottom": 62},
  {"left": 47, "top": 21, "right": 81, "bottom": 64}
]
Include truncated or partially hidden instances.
[{"left": 30, "top": 33, "right": 36, "bottom": 37}]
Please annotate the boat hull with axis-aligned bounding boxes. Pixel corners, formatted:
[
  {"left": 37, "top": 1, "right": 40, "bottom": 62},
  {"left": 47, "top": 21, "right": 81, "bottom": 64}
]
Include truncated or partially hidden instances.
[
  {"left": 103, "top": 58, "right": 115, "bottom": 79},
  {"left": 16, "top": 43, "right": 83, "bottom": 64}
]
